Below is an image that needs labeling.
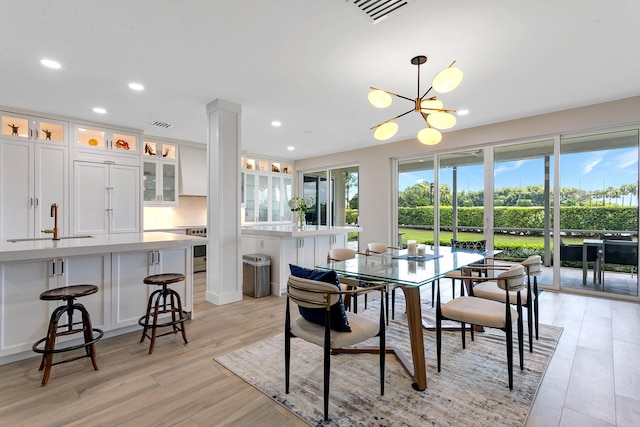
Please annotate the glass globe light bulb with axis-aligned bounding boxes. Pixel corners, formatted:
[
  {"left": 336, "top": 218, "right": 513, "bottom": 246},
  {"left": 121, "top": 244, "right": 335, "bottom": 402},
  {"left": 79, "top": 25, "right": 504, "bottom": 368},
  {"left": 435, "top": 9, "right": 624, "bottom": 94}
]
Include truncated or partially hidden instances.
[
  {"left": 432, "top": 66, "right": 463, "bottom": 94},
  {"left": 427, "top": 111, "right": 457, "bottom": 129},
  {"left": 368, "top": 89, "right": 392, "bottom": 108},
  {"left": 373, "top": 122, "right": 398, "bottom": 140},
  {"left": 417, "top": 128, "right": 442, "bottom": 145}
]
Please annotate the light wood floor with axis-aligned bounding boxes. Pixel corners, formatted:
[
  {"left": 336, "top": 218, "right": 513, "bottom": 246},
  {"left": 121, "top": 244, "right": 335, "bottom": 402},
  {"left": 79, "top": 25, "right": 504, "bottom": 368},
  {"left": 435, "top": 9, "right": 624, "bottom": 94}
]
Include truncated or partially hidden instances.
[{"left": 0, "top": 273, "right": 638, "bottom": 426}]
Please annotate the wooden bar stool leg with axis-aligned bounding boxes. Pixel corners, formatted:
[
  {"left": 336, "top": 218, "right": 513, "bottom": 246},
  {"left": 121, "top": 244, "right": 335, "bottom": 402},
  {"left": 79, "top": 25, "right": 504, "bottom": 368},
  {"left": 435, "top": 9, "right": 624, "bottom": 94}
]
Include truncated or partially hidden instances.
[
  {"left": 139, "top": 289, "right": 158, "bottom": 344},
  {"left": 149, "top": 290, "right": 164, "bottom": 354},
  {"left": 79, "top": 304, "right": 100, "bottom": 370},
  {"left": 175, "top": 291, "right": 188, "bottom": 344},
  {"left": 40, "top": 308, "right": 63, "bottom": 386}
]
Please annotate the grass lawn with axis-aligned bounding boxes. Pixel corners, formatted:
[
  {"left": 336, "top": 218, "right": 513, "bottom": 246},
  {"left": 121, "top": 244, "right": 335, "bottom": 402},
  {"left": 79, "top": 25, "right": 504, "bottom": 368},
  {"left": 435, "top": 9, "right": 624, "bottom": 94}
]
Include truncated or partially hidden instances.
[{"left": 395, "top": 228, "right": 587, "bottom": 249}]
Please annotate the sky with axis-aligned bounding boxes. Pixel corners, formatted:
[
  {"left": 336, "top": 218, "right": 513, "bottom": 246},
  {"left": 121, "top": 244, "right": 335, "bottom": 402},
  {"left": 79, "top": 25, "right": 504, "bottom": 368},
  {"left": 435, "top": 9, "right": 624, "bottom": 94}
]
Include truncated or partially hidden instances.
[{"left": 399, "top": 147, "right": 638, "bottom": 197}]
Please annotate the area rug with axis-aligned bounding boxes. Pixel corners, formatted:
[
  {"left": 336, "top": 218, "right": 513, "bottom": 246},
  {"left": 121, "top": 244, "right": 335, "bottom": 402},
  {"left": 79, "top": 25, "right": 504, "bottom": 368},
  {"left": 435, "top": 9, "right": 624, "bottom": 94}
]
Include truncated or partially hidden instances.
[{"left": 215, "top": 294, "right": 562, "bottom": 426}]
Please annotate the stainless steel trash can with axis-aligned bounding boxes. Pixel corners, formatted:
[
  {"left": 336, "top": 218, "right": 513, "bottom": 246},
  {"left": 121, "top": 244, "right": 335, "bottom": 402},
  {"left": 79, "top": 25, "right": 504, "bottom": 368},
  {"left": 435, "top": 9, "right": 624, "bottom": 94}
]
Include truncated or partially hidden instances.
[{"left": 242, "top": 254, "right": 271, "bottom": 298}]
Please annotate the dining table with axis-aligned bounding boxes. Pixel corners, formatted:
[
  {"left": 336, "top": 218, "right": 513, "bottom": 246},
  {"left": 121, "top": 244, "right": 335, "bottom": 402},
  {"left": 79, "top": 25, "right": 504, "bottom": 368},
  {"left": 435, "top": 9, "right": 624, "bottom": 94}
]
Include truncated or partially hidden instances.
[{"left": 315, "top": 246, "right": 487, "bottom": 391}]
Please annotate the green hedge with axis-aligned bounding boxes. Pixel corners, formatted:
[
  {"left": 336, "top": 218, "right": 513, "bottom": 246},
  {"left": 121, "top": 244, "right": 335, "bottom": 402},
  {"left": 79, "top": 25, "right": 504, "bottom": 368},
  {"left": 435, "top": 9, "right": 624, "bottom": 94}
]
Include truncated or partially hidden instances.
[{"left": 395, "top": 206, "right": 637, "bottom": 231}]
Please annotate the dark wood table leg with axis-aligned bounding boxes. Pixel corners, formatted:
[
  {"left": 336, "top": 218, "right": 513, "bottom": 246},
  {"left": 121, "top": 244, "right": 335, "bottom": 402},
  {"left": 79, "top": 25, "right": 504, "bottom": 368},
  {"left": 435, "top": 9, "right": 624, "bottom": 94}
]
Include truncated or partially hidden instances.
[{"left": 401, "top": 286, "right": 427, "bottom": 391}]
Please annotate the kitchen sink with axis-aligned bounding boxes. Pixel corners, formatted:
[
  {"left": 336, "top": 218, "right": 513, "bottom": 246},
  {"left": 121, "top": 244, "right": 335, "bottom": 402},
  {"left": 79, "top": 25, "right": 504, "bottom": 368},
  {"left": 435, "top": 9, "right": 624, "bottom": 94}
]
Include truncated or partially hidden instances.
[{"left": 6, "top": 235, "right": 94, "bottom": 243}]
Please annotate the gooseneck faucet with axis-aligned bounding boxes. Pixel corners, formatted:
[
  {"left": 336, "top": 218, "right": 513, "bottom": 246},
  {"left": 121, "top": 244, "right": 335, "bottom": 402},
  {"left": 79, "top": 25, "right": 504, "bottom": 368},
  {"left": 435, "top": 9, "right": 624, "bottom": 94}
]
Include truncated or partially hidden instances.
[{"left": 42, "top": 203, "right": 60, "bottom": 240}]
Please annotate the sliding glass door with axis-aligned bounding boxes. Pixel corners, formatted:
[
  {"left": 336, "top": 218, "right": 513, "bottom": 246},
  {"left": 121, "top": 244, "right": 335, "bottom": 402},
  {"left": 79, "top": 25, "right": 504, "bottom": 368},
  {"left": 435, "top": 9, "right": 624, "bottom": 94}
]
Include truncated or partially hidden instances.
[{"left": 559, "top": 129, "right": 638, "bottom": 297}]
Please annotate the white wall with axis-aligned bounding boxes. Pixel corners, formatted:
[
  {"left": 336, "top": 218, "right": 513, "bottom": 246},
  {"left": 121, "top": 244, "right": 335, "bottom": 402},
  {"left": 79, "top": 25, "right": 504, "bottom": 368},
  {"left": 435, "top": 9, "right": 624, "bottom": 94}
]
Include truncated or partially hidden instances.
[
  {"left": 143, "top": 196, "right": 207, "bottom": 229},
  {"left": 295, "top": 96, "right": 640, "bottom": 246}
]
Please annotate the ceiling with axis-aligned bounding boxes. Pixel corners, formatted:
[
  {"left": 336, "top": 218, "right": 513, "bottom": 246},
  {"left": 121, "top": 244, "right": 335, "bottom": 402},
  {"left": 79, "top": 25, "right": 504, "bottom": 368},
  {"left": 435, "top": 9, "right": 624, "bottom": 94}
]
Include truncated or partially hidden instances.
[{"left": 1, "top": 0, "right": 639, "bottom": 161}]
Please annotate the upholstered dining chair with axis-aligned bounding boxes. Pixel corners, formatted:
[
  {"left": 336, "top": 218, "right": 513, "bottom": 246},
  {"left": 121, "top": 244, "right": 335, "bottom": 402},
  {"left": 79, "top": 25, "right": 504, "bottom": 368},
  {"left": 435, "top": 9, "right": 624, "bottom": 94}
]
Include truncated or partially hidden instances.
[
  {"left": 469, "top": 255, "right": 542, "bottom": 352},
  {"left": 327, "top": 248, "right": 387, "bottom": 319},
  {"left": 440, "top": 239, "right": 488, "bottom": 307},
  {"left": 436, "top": 264, "right": 526, "bottom": 390},
  {"left": 285, "top": 274, "right": 386, "bottom": 421},
  {"left": 365, "top": 242, "right": 400, "bottom": 320}
]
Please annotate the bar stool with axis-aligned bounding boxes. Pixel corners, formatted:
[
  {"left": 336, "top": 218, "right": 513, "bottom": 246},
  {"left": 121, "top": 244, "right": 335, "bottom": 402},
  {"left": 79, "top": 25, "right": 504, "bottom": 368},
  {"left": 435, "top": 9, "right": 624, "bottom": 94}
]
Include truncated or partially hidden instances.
[
  {"left": 138, "top": 273, "right": 189, "bottom": 354},
  {"left": 32, "top": 284, "right": 103, "bottom": 386}
]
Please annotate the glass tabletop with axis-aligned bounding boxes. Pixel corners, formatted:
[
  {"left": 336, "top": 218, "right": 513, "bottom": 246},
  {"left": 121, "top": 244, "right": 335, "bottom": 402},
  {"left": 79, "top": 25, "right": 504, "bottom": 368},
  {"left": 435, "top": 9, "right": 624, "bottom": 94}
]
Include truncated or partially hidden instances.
[{"left": 316, "top": 247, "right": 489, "bottom": 287}]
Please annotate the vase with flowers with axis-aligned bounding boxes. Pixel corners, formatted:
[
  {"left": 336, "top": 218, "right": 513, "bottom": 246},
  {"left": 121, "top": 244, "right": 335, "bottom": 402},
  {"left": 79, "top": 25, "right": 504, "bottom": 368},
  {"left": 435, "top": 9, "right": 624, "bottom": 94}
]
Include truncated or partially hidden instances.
[{"left": 288, "top": 195, "right": 314, "bottom": 228}]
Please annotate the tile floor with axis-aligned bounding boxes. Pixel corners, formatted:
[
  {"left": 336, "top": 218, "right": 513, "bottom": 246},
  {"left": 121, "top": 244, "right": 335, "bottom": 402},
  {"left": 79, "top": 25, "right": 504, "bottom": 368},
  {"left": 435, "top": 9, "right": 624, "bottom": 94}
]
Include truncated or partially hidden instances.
[{"left": 525, "top": 290, "right": 640, "bottom": 426}]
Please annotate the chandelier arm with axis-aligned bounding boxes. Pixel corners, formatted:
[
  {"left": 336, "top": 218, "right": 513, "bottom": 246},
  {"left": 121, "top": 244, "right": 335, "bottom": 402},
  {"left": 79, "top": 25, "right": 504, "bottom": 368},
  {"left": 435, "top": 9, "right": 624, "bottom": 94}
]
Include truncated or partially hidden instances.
[
  {"left": 420, "top": 87, "right": 433, "bottom": 100},
  {"left": 370, "top": 87, "right": 413, "bottom": 102},
  {"left": 370, "top": 108, "right": 414, "bottom": 130},
  {"left": 420, "top": 112, "right": 431, "bottom": 126}
]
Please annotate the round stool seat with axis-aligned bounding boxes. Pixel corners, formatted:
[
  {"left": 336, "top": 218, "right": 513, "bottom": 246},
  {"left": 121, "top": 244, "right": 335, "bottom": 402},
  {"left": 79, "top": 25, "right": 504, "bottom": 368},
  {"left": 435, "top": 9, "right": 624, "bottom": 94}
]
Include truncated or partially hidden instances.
[
  {"left": 40, "top": 284, "right": 98, "bottom": 301},
  {"left": 143, "top": 273, "right": 185, "bottom": 286}
]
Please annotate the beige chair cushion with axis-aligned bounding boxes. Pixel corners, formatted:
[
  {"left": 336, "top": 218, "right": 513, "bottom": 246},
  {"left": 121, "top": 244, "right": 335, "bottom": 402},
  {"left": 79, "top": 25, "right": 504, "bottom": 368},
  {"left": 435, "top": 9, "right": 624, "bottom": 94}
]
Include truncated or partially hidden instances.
[
  {"left": 444, "top": 269, "right": 480, "bottom": 279},
  {"left": 291, "top": 312, "right": 379, "bottom": 348},
  {"left": 473, "top": 281, "right": 533, "bottom": 305},
  {"left": 367, "top": 243, "right": 388, "bottom": 254},
  {"left": 441, "top": 296, "right": 518, "bottom": 329},
  {"left": 521, "top": 255, "right": 543, "bottom": 276}
]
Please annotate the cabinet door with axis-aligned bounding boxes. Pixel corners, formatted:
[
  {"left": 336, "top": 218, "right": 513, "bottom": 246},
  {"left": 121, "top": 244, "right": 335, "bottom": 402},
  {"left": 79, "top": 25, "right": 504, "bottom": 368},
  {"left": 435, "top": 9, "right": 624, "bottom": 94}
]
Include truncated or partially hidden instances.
[
  {"left": 74, "top": 161, "right": 109, "bottom": 235},
  {"left": 282, "top": 177, "right": 293, "bottom": 222},
  {"left": 161, "top": 162, "right": 177, "bottom": 205},
  {"left": 143, "top": 161, "right": 158, "bottom": 203},
  {"left": 35, "top": 144, "right": 68, "bottom": 237},
  {"left": 110, "top": 164, "right": 140, "bottom": 233},
  {"left": 271, "top": 176, "right": 281, "bottom": 222},
  {"left": 245, "top": 173, "right": 256, "bottom": 222},
  {"left": 0, "top": 139, "right": 34, "bottom": 240},
  {"left": 258, "top": 174, "right": 269, "bottom": 222},
  {"left": 111, "top": 251, "right": 153, "bottom": 328},
  {"left": 0, "top": 260, "right": 51, "bottom": 356},
  {"left": 158, "top": 247, "right": 191, "bottom": 311},
  {"left": 297, "top": 237, "right": 316, "bottom": 269},
  {"left": 61, "top": 254, "right": 111, "bottom": 331}
]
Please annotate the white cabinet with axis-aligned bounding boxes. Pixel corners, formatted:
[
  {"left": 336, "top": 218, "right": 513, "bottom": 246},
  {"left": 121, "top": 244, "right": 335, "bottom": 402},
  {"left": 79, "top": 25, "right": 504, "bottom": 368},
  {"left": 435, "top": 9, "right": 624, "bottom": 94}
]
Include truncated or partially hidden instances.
[
  {"left": 111, "top": 247, "right": 191, "bottom": 329},
  {"left": 0, "top": 254, "right": 110, "bottom": 357},
  {"left": 73, "top": 160, "right": 140, "bottom": 235},
  {"left": 74, "top": 123, "right": 139, "bottom": 157},
  {"left": 244, "top": 173, "right": 293, "bottom": 224},
  {"left": 1, "top": 111, "right": 67, "bottom": 143},
  {"left": 179, "top": 145, "right": 206, "bottom": 196},
  {"left": 143, "top": 141, "right": 178, "bottom": 206},
  {"left": 0, "top": 138, "right": 68, "bottom": 241},
  {"left": 315, "top": 234, "right": 347, "bottom": 266}
]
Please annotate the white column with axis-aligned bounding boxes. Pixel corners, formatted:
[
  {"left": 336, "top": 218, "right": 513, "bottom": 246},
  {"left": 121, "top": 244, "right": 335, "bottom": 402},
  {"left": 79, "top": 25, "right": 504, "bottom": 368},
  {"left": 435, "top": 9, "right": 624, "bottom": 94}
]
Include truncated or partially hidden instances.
[{"left": 206, "top": 99, "right": 242, "bottom": 305}]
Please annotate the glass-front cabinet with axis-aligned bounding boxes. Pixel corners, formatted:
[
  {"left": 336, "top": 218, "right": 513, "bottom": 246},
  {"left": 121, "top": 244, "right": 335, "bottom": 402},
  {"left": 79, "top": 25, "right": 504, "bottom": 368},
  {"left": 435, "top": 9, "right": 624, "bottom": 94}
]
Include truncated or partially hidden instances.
[
  {"left": 242, "top": 154, "right": 293, "bottom": 224},
  {"left": 1, "top": 111, "right": 67, "bottom": 143},
  {"left": 143, "top": 140, "right": 178, "bottom": 206},
  {"left": 75, "top": 124, "right": 139, "bottom": 155}
]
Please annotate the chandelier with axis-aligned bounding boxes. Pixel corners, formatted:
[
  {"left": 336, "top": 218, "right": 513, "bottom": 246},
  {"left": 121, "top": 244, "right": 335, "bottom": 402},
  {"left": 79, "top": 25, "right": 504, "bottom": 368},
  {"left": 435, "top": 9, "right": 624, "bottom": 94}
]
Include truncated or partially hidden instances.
[{"left": 368, "top": 55, "right": 463, "bottom": 145}]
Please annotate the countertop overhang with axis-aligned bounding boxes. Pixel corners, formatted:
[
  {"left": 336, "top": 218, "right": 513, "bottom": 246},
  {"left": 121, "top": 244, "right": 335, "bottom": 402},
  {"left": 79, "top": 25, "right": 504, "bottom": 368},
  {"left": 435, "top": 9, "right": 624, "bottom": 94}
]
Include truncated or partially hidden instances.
[
  {"left": 241, "top": 225, "right": 361, "bottom": 238},
  {"left": 0, "top": 232, "right": 207, "bottom": 263}
]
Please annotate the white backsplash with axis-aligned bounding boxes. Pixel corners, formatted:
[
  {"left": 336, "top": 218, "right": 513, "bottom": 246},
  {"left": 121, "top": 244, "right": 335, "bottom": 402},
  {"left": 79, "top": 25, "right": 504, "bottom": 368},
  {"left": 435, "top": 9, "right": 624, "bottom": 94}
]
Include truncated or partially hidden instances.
[{"left": 144, "top": 196, "right": 207, "bottom": 229}]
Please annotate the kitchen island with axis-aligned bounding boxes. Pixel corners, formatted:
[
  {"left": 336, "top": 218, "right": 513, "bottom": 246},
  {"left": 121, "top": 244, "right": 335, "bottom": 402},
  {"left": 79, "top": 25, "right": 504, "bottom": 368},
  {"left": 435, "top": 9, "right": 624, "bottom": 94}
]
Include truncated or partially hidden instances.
[
  {"left": 0, "top": 232, "right": 205, "bottom": 364},
  {"left": 241, "top": 224, "right": 361, "bottom": 295}
]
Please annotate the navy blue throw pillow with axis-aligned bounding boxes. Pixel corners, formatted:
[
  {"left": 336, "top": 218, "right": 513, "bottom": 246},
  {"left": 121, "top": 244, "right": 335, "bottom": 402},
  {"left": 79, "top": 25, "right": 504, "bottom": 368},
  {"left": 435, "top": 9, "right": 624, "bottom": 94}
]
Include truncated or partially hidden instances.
[{"left": 289, "top": 264, "right": 351, "bottom": 332}]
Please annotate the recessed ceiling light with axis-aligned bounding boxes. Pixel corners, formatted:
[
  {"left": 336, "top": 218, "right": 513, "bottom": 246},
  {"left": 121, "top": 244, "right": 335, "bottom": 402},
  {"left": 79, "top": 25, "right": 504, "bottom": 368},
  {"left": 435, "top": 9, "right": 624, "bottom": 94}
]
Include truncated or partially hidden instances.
[
  {"left": 457, "top": 109, "right": 469, "bottom": 116},
  {"left": 287, "top": 146, "right": 295, "bottom": 151},
  {"left": 271, "top": 121, "right": 282, "bottom": 127},
  {"left": 128, "top": 82, "right": 144, "bottom": 91},
  {"left": 40, "top": 59, "right": 61, "bottom": 69},
  {"left": 93, "top": 107, "right": 107, "bottom": 114}
]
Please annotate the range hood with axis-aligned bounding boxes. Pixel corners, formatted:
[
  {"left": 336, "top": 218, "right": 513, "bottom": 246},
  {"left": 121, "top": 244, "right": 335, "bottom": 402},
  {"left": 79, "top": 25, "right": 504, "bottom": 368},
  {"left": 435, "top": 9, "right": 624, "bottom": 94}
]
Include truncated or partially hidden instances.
[{"left": 179, "top": 145, "right": 207, "bottom": 196}]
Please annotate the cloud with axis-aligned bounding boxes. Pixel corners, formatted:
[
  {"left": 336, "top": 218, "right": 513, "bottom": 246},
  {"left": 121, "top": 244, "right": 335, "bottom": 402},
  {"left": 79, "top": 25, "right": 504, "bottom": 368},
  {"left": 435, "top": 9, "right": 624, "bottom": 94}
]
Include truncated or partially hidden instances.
[
  {"left": 581, "top": 157, "right": 602, "bottom": 174},
  {"left": 494, "top": 160, "right": 524, "bottom": 176},
  {"left": 614, "top": 150, "right": 638, "bottom": 169}
]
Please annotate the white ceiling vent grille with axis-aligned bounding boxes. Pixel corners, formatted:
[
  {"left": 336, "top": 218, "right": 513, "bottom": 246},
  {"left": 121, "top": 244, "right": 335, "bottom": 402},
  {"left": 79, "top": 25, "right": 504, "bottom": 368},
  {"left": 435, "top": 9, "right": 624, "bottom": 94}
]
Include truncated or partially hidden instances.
[
  {"left": 149, "top": 120, "right": 173, "bottom": 129},
  {"left": 347, "top": 0, "right": 413, "bottom": 24}
]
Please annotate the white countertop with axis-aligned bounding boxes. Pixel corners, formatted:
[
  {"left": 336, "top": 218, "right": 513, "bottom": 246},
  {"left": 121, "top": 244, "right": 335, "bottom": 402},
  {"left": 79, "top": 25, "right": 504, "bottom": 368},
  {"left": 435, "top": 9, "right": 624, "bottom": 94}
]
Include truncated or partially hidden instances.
[
  {"left": 0, "top": 232, "right": 207, "bottom": 263},
  {"left": 241, "top": 224, "right": 361, "bottom": 238}
]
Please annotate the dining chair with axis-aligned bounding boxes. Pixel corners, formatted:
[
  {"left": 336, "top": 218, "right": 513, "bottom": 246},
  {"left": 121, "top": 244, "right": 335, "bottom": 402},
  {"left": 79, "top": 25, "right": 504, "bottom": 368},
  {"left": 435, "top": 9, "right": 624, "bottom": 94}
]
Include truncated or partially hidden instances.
[
  {"left": 469, "top": 255, "right": 542, "bottom": 352},
  {"left": 365, "top": 242, "right": 400, "bottom": 320},
  {"left": 436, "top": 264, "right": 525, "bottom": 390},
  {"left": 327, "top": 248, "right": 387, "bottom": 320},
  {"left": 440, "top": 239, "right": 488, "bottom": 307},
  {"left": 285, "top": 274, "right": 386, "bottom": 421}
]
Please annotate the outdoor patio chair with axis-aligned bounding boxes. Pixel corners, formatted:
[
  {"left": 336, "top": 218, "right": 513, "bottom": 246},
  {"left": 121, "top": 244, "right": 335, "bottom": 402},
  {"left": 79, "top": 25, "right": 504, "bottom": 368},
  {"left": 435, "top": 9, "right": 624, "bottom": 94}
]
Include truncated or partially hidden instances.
[{"left": 285, "top": 274, "right": 386, "bottom": 421}]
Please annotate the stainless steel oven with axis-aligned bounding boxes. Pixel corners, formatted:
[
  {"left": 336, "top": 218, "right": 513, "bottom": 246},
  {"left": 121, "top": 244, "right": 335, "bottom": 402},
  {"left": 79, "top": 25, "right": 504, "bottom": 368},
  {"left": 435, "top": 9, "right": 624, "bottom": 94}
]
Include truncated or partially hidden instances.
[{"left": 186, "top": 227, "right": 207, "bottom": 272}]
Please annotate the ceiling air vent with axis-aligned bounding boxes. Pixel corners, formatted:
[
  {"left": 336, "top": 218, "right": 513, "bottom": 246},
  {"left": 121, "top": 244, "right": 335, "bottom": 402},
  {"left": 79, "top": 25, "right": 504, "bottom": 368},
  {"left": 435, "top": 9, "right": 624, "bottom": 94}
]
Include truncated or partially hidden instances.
[
  {"left": 149, "top": 120, "right": 173, "bottom": 129},
  {"left": 347, "top": 0, "right": 412, "bottom": 24}
]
